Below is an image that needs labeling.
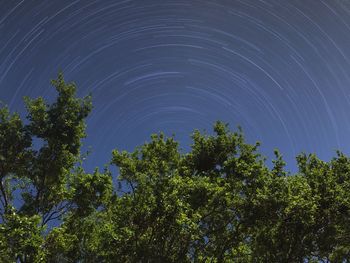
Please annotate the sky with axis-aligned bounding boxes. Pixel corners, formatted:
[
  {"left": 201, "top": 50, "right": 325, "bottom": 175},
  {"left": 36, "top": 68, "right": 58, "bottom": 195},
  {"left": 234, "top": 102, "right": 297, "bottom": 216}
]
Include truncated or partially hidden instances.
[{"left": 1, "top": 0, "right": 350, "bottom": 172}]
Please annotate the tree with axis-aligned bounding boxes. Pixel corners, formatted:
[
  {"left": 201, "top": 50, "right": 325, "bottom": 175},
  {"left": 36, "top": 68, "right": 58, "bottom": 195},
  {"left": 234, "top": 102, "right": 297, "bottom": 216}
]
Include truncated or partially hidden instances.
[
  {"left": 0, "top": 74, "right": 350, "bottom": 262},
  {"left": 0, "top": 73, "right": 93, "bottom": 262}
]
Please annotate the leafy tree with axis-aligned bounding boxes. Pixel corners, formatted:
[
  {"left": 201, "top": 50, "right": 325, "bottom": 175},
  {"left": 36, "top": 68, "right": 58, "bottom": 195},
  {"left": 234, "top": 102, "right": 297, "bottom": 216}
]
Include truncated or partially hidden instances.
[
  {"left": 0, "top": 73, "right": 92, "bottom": 262},
  {"left": 1, "top": 74, "right": 350, "bottom": 262}
]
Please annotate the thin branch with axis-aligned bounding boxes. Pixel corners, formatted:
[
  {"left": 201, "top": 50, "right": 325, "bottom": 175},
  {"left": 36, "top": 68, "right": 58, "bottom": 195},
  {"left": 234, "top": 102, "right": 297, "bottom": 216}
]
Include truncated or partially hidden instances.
[
  {"left": 0, "top": 180, "right": 8, "bottom": 209},
  {"left": 42, "top": 202, "right": 70, "bottom": 226}
]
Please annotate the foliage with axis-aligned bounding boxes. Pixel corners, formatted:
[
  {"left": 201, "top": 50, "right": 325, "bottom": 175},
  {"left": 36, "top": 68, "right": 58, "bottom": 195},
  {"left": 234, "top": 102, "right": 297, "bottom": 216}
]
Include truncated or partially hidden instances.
[{"left": 0, "top": 74, "right": 350, "bottom": 262}]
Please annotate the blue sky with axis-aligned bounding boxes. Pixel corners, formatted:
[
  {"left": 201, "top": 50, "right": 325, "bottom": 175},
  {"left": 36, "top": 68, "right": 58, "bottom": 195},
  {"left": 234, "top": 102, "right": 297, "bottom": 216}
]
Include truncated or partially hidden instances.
[{"left": 1, "top": 0, "right": 350, "bottom": 172}]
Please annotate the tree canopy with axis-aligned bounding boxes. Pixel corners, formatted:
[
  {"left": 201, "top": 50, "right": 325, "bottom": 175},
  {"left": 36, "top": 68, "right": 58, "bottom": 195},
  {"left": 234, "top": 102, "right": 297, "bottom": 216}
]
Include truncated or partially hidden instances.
[{"left": 0, "top": 74, "right": 350, "bottom": 262}]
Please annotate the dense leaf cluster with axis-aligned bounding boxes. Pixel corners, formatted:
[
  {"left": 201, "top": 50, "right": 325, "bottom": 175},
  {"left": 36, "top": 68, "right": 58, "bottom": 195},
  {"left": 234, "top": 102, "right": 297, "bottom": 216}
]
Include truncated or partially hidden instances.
[{"left": 0, "top": 75, "right": 350, "bottom": 262}]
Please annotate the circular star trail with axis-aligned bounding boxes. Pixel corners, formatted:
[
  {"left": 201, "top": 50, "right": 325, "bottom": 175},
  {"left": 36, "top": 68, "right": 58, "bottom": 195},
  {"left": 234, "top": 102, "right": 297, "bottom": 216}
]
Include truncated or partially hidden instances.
[{"left": 1, "top": 0, "right": 350, "bottom": 171}]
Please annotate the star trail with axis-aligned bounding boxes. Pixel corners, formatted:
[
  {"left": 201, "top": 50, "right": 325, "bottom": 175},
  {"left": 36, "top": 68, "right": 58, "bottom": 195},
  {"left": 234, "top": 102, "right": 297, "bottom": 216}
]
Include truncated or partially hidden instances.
[{"left": 1, "top": 0, "right": 350, "bottom": 171}]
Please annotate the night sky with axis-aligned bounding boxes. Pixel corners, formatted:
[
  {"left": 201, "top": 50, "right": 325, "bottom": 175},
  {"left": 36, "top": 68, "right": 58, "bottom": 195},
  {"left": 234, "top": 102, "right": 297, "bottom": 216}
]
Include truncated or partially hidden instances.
[{"left": 1, "top": 0, "right": 350, "bottom": 172}]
